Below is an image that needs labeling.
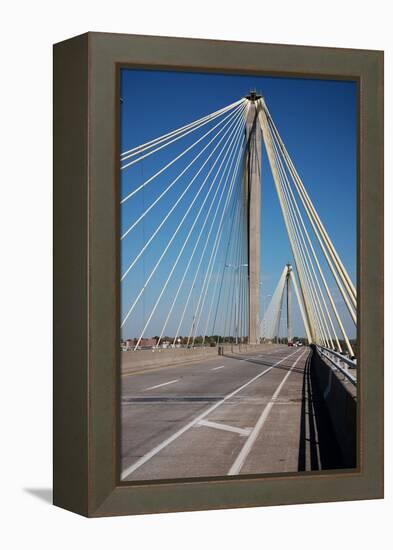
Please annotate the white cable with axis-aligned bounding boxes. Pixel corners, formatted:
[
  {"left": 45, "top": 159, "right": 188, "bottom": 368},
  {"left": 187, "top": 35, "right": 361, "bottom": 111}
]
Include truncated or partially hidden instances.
[
  {"left": 273, "top": 274, "right": 286, "bottom": 340},
  {"left": 262, "top": 267, "right": 287, "bottom": 340},
  {"left": 281, "top": 184, "right": 325, "bottom": 348},
  {"left": 264, "top": 102, "right": 357, "bottom": 308},
  {"left": 239, "top": 204, "right": 248, "bottom": 341},
  {"left": 220, "top": 197, "right": 242, "bottom": 342},
  {"left": 121, "top": 107, "right": 247, "bottom": 330},
  {"left": 190, "top": 142, "right": 245, "bottom": 344},
  {"left": 211, "top": 191, "right": 242, "bottom": 339},
  {"left": 269, "top": 128, "right": 351, "bottom": 353},
  {"left": 267, "top": 105, "right": 358, "bottom": 318},
  {"left": 155, "top": 117, "right": 245, "bottom": 346},
  {"left": 120, "top": 102, "right": 245, "bottom": 203},
  {"left": 265, "top": 113, "right": 356, "bottom": 325},
  {"left": 272, "top": 132, "right": 334, "bottom": 349},
  {"left": 275, "top": 281, "right": 286, "bottom": 340},
  {"left": 121, "top": 103, "right": 246, "bottom": 240},
  {"left": 283, "top": 180, "right": 332, "bottom": 346},
  {"left": 238, "top": 206, "right": 248, "bottom": 341},
  {"left": 120, "top": 100, "right": 246, "bottom": 168},
  {"left": 120, "top": 98, "right": 245, "bottom": 158},
  {"left": 225, "top": 211, "right": 243, "bottom": 342},
  {"left": 267, "top": 117, "right": 333, "bottom": 347},
  {"left": 187, "top": 143, "right": 245, "bottom": 345},
  {"left": 203, "top": 189, "right": 245, "bottom": 343},
  {"left": 173, "top": 108, "right": 249, "bottom": 343},
  {"left": 207, "top": 172, "right": 245, "bottom": 343},
  {"left": 289, "top": 270, "right": 313, "bottom": 343},
  {"left": 190, "top": 140, "right": 246, "bottom": 344},
  {"left": 120, "top": 104, "right": 246, "bottom": 281},
  {"left": 265, "top": 100, "right": 357, "bottom": 302},
  {"left": 141, "top": 115, "right": 247, "bottom": 348},
  {"left": 257, "top": 103, "right": 316, "bottom": 343}
]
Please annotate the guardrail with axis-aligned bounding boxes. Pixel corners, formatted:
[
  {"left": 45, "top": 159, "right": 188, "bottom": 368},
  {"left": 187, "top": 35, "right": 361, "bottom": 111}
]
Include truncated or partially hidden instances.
[{"left": 316, "top": 345, "right": 357, "bottom": 386}]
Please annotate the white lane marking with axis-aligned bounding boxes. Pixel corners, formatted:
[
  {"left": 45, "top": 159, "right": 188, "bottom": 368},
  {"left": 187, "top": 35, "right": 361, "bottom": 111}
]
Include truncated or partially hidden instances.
[
  {"left": 241, "top": 356, "right": 277, "bottom": 362},
  {"left": 228, "top": 349, "right": 308, "bottom": 476},
  {"left": 258, "top": 350, "right": 286, "bottom": 357},
  {"left": 197, "top": 419, "right": 251, "bottom": 436},
  {"left": 212, "top": 365, "right": 225, "bottom": 371},
  {"left": 143, "top": 379, "right": 179, "bottom": 391},
  {"left": 121, "top": 348, "right": 301, "bottom": 480},
  {"left": 239, "top": 350, "right": 290, "bottom": 362}
]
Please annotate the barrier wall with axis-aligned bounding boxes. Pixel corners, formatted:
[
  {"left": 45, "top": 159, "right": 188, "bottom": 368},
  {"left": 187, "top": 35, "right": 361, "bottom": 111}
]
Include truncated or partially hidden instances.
[
  {"left": 310, "top": 345, "right": 357, "bottom": 468},
  {"left": 121, "top": 343, "right": 284, "bottom": 374}
]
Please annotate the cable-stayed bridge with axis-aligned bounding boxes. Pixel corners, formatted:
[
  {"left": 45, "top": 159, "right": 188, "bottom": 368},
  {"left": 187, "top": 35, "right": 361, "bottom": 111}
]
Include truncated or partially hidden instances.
[{"left": 120, "top": 92, "right": 357, "bottom": 481}]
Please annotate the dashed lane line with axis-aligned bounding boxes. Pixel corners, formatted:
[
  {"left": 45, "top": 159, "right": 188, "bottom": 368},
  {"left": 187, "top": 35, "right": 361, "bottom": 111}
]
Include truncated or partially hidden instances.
[{"left": 143, "top": 379, "right": 179, "bottom": 391}]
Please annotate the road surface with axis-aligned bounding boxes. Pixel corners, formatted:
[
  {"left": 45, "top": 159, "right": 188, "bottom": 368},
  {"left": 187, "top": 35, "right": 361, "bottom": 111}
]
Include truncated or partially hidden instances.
[{"left": 121, "top": 346, "right": 342, "bottom": 481}]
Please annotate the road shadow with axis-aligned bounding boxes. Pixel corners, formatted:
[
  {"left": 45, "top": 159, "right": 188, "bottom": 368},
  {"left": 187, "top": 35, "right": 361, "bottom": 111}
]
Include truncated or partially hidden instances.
[
  {"left": 24, "top": 488, "right": 53, "bottom": 504},
  {"left": 221, "top": 352, "right": 302, "bottom": 372},
  {"left": 298, "top": 352, "right": 343, "bottom": 470}
]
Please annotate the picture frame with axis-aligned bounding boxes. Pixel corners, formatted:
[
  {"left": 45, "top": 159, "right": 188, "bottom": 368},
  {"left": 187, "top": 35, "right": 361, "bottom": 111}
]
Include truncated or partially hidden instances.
[{"left": 53, "top": 32, "right": 383, "bottom": 517}]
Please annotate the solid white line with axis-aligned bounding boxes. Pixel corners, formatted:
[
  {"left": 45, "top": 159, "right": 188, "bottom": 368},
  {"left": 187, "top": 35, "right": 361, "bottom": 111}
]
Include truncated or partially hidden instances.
[
  {"left": 228, "top": 349, "right": 308, "bottom": 475},
  {"left": 121, "top": 348, "right": 300, "bottom": 480},
  {"left": 197, "top": 419, "right": 251, "bottom": 436},
  {"left": 144, "top": 379, "right": 179, "bottom": 391},
  {"left": 212, "top": 365, "right": 225, "bottom": 370},
  {"left": 240, "top": 354, "right": 282, "bottom": 362}
]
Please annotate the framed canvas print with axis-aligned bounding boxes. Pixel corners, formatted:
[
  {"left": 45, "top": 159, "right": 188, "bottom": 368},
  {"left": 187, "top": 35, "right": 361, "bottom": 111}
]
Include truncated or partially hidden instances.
[{"left": 53, "top": 32, "right": 383, "bottom": 517}]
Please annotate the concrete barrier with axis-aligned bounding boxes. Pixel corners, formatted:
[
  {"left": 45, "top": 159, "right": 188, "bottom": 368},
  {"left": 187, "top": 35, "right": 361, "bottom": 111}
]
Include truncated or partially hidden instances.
[
  {"left": 121, "top": 346, "right": 217, "bottom": 374},
  {"left": 220, "top": 342, "right": 285, "bottom": 356},
  {"left": 310, "top": 345, "right": 357, "bottom": 468},
  {"left": 121, "top": 343, "right": 284, "bottom": 374}
]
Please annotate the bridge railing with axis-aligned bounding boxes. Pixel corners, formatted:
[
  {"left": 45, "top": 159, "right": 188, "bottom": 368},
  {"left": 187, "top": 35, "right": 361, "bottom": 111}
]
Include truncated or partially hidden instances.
[{"left": 316, "top": 345, "right": 357, "bottom": 386}]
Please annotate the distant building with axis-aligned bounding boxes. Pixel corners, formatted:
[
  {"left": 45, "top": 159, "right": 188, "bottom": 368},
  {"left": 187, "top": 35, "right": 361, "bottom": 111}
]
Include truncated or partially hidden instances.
[
  {"left": 138, "top": 338, "right": 157, "bottom": 348},
  {"left": 122, "top": 337, "right": 159, "bottom": 350}
]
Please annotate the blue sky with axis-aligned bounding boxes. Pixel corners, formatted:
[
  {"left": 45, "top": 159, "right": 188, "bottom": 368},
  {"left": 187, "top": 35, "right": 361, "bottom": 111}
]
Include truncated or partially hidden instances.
[{"left": 119, "top": 68, "right": 357, "bottom": 341}]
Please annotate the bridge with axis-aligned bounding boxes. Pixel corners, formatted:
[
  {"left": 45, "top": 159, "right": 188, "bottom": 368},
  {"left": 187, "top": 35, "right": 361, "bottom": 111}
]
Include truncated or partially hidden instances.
[{"left": 120, "top": 92, "right": 357, "bottom": 481}]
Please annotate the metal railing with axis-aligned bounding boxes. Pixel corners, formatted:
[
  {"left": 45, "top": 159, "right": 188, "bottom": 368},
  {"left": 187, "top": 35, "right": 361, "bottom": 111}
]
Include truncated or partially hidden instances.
[{"left": 316, "top": 345, "right": 357, "bottom": 386}]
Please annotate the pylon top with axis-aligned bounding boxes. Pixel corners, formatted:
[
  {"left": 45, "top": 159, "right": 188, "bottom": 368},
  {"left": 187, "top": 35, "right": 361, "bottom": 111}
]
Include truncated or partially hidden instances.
[{"left": 246, "top": 90, "right": 262, "bottom": 101}]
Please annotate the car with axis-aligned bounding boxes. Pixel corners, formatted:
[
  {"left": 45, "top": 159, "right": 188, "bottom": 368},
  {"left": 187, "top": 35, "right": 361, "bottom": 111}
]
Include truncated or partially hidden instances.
[{"left": 288, "top": 342, "right": 294, "bottom": 347}]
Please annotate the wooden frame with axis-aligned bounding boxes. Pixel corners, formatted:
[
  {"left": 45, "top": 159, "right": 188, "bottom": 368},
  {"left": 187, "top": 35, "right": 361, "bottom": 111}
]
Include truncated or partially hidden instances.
[{"left": 53, "top": 32, "right": 384, "bottom": 517}]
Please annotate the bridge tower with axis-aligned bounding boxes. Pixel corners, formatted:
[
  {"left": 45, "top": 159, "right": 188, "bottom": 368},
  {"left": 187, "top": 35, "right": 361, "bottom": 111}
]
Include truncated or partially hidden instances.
[
  {"left": 244, "top": 91, "right": 262, "bottom": 344},
  {"left": 286, "top": 263, "right": 292, "bottom": 343}
]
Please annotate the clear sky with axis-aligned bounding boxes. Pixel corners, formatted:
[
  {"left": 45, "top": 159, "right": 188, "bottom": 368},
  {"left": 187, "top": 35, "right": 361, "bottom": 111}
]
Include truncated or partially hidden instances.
[{"left": 119, "top": 68, "right": 357, "bottom": 341}]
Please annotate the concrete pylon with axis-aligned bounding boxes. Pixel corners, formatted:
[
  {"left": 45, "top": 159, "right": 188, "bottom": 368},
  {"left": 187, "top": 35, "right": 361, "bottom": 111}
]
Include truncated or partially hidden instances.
[
  {"left": 244, "top": 93, "right": 262, "bottom": 344},
  {"left": 286, "top": 264, "right": 292, "bottom": 342}
]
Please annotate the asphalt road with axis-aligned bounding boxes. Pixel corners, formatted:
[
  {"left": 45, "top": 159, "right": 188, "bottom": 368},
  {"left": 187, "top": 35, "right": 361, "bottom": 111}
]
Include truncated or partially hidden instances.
[{"left": 121, "top": 345, "right": 341, "bottom": 482}]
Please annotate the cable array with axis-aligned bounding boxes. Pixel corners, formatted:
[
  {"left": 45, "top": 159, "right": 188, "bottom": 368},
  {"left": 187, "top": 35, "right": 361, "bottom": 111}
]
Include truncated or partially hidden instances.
[
  {"left": 120, "top": 94, "right": 357, "bottom": 356},
  {"left": 120, "top": 99, "right": 249, "bottom": 348},
  {"left": 257, "top": 98, "right": 356, "bottom": 355}
]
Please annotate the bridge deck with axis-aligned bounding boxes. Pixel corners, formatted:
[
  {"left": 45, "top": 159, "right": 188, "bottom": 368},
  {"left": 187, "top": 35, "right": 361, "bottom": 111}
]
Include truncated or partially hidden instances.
[{"left": 121, "top": 347, "right": 343, "bottom": 481}]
